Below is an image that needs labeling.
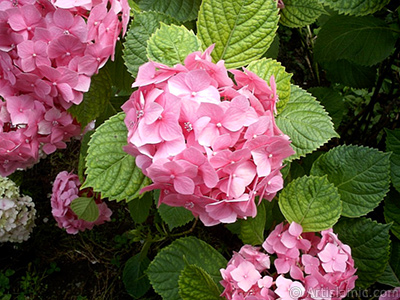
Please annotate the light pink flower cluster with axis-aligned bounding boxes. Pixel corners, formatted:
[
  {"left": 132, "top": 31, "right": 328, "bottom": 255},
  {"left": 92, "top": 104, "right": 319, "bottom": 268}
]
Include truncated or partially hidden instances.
[
  {"left": 0, "top": 0, "right": 130, "bottom": 176},
  {"left": 50, "top": 171, "right": 112, "bottom": 234},
  {"left": 220, "top": 222, "right": 357, "bottom": 300},
  {"left": 122, "top": 45, "right": 295, "bottom": 226}
]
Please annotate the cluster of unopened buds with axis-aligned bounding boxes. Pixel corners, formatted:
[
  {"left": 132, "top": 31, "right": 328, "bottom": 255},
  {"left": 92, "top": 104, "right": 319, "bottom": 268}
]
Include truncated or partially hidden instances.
[
  {"left": 220, "top": 222, "right": 358, "bottom": 300},
  {"left": 50, "top": 171, "right": 112, "bottom": 234},
  {"left": 0, "top": 0, "right": 130, "bottom": 176},
  {"left": 0, "top": 175, "right": 36, "bottom": 242},
  {"left": 123, "top": 45, "right": 295, "bottom": 226}
]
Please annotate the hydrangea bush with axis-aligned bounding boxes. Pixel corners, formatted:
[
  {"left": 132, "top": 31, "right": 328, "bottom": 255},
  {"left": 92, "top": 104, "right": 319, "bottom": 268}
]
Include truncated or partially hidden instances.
[
  {"left": 1, "top": 0, "right": 400, "bottom": 299},
  {"left": 0, "top": 176, "right": 35, "bottom": 242}
]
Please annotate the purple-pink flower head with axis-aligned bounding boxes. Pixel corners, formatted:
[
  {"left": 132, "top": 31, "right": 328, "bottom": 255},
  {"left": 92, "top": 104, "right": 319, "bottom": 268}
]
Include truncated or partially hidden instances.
[
  {"left": 220, "top": 222, "right": 357, "bottom": 300},
  {"left": 0, "top": 0, "right": 130, "bottom": 177},
  {"left": 123, "top": 46, "right": 296, "bottom": 226},
  {"left": 50, "top": 171, "right": 112, "bottom": 234}
]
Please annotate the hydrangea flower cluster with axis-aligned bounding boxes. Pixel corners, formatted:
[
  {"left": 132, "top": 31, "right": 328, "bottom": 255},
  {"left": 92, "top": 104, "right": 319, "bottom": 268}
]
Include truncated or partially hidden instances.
[
  {"left": 220, "top": 222, "right": 357, "bottom": 300},
  {"left": 0, "top": 175, "right": 36, "bottom": 242},
  {"left": 50, "top": 171, "right": 112, "bottom": 234},
  {"left": 0, "top": 0, "right": 130, "bottom": 177},
  {"left": 122, "top": 46, "right": 295, "bottom": 226}
]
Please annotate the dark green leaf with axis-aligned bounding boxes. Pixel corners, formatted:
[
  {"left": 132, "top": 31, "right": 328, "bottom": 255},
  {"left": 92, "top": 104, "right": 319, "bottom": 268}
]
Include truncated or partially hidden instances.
[
  {"left": 314, "top": 15, "right": 397, "bottom": 66},
  {"left": 239, "top": 200, "right": 266, "bottom": 245},
  {"left": 384, "top": 188, "right": 400, "bottom": 240},
  {"left": 322, "top": 59, "right": 377, "bottom": 89},
  {"left": 386, "top": 129, "right": 400, "bottom": 193},
  {"left": 68, "top": 67, "right": 112, "bottom": 128},
  {"left": 317, "top": 0, "right": 391, "bottom": 16},
  {"left": 128, "top": 192, "right": 153, "bottom": 223},
  {"left": 123, "top": 254, "right": 151, "bottom": 299},
  {"left": 158, "top": 204, "right": 194, "bottom": 230},
  {"left": 311, "top": 145, "right": 391, "bottom": 217},
  {"left": 334, "top": 218, "right": 391, "bottom": 289},
  {"left": 309, "top": 87, "right": 344, "bottom": 129}
]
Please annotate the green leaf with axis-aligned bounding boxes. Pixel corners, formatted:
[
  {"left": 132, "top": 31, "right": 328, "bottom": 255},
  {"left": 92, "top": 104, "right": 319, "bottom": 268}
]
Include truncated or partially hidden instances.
[
  {"left": 123, "top": 254, "right": 151, "bottom": 299},
  {"left": 83, "top": 112, "right": 151, "bottom": 202},
  {"left": 386, "top": 129, "right": 400, "bottom": 193},
  {"left": 197, "top": 0, "right": 279, "bottom": 68},
  {"left": 317, "top": 0, "right": 391, "bottom": 16},
  {"left": 239, "top": 200, "right": 266, "bottom": 245},
  {"left": 123, "top": 11, "right": 177, "bottom": 77},
  {"left": 334, "top": 218, "right": 391, "bottom": 289},
  {"left": 128, "top": 192, "right": 153, "bottom": 223},
  {"left": 147, "top": 236, "right": 227, "bottom": 300},
  {"left": 246, "top": 58, "right": 292, "bottom": 112},
  {"left": 138, "top": 0, "right": 202, "bottom": 22},
  {"left": 158, "top": 204, "right": 194, "bottom": 230},
  {"left": 378, "top": 239, "right": 400, "bottom": 287},
  {"left": 279, "top": 0, "right": 325, "bottom": 28},
  {"left": 70, "top": 197, "right": 99, "bottom": 222},
  {"left": 278, "top": 175, "right": 341, "bottom": 232},
  {"left": 78, "top": 131, "right": 93, "bottom": 183},
  {"left": 147, "top": 23, "right": 201, "bottom": 66},
  {"left": 308, "top": 87, "right": 344, "bottom": 130},
  {"left": 178, "top": 265, "right": 223, "bottom": 300},
  {"left": 314, "top": 15, "right": 397, "bottom": 66},
  {"left": 384, "top": 188, "right": 400, "bottom": 240},
  {"left": 275, "top": 85, "right": 338, "bottom": 161},
  {"left": 322, "top": 59, "right": 377, "bottom": 89},
  {"left": 68, "top": 67, "right": 112, "bottom": 128},
  {"left": 311, "top": 145, "right": 391, "bottom": 217}
]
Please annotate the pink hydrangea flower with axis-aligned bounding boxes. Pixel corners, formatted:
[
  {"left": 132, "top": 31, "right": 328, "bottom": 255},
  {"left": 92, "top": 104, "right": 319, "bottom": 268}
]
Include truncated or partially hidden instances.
[
  {"left": 0, "top": 0, "right": 130, "bottom": 177},
  {"left": 123, "top": 46, "right": 295, "bottom": 226},
  {"left": 220, "top": 222, "right": 358, "bottom": 300},
  {"left": 50, "top": 171, "right": 112, "bottom": 234}
]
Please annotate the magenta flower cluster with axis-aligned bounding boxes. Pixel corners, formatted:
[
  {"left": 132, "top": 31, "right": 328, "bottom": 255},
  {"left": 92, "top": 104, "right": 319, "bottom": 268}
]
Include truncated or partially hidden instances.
[
  {"left": 122, "top": 46, "right": 295, "bottom": 226},
  {"left": 0, "top": 0, "right": 130, "bottom": 176},
  {"left": 50, "top": 171, "right": 112, "bottom": 234},
  {"left": 220, "top": 222, "right": 357, "bottom": 300}
]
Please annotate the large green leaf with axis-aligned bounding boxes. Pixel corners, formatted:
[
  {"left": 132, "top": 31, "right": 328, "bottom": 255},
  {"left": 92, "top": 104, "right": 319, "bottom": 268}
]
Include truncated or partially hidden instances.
[
  {"left": 275, "top": 85, "right": 338, "bottom": 161},
  {"left": 239, "top": 200, "right": 266, "bottom": 245},
  {"left": 246, "top": 58, "right": 292, "bottom": 112},
  {"left": 334, "top": 218, "right": 391, "bottom": 289},
  {"left": 278, "top": 175, "right": 341, "bottom": 232},
  {"left": 178, "top": 265, "right": 223, "bottom": 300},
  {"left": 377, "top": 239, "right": 400, "bottom": 288},
  {"left": 147, "top": 236, "right": 227, "bottom": 300},
  {"left": 70, "top": 197, "right": 99, "bottom": 222},
  {"left": 317, "top": 0, "right": 391, "bottom": 16},
  {"left": 123, "top": 11, "right": 177, "bottom": 77},
  {"left": 384, "top": 189, "right": 400, "bottom": 240},
  {"left": 322, "top": 59, "right": 377, "bottom": 89},
  {"left": 308, "top": 87, "right": 344, "bottom": 130},
  {"left": 197, "top": 0, "right": 279, "bottom": 69},
  {"left": 127, "top": 192, "right": 153, "bottom": 223},
  {"left": 68, "top": 67, "right": 111, "bottom": 128},
  {"left": 83, "top": 112, "right": 151, "bottom": 202},
  {"left": 138, "top": 0, "right": 201, "bottom": 22},
  {"left": 280, "top": 0, "right": 325, "bottom": 28},
  {"left": 386, "top": 129, "right": 400, "bottom": 193},
  {"left": 314, "top": 15, "right": 397, "bottom": 66},
  {"left": 123, "top": 254, "right": 151, "bottom": 299},
  {"left": 311, "top": 145, "right": 391, "bottom": 217},
  {"left": 147, "top": 23, "right": 202, "bottom": 66}
]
